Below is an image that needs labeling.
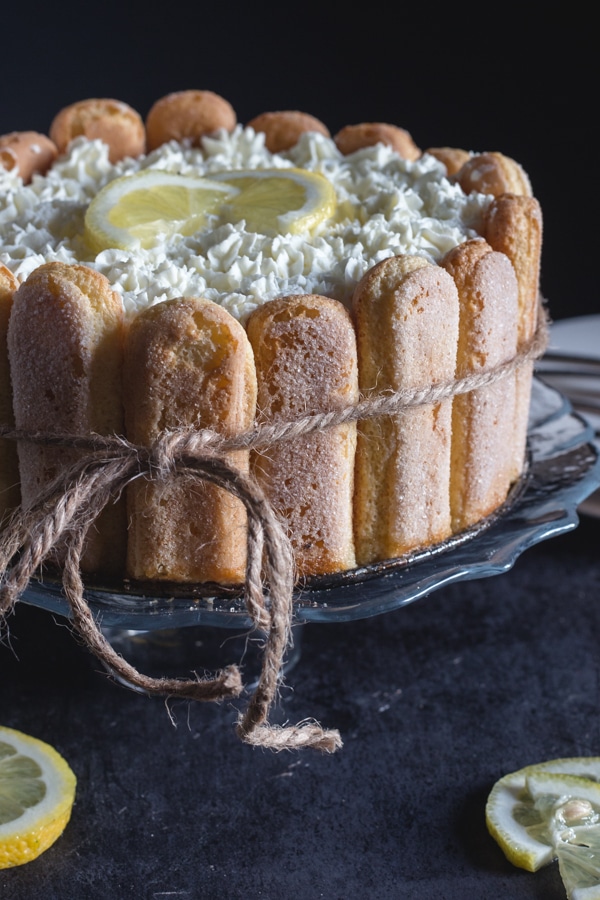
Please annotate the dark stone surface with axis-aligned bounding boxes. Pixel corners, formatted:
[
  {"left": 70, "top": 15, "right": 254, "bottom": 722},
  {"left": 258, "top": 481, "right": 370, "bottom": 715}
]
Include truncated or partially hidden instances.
[
  {"left": 0, "top": 9, "right": 595, "bottom": 897},
  {"left": 1, "top": 514, "right": 599, "bottom": 899}
]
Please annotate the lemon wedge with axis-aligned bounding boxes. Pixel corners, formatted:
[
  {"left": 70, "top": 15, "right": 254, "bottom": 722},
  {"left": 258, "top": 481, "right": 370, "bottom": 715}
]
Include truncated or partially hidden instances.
[
  {"left": 84, "top": 169, "right": 239, "bottom": 252},
  {"left": 210, "top": 167, "right": 336, "bottom": 235},
  {"left": 486, "top": 758, "right": 600, "bottom": 899},
  {"left": 0, "top": 725, "right": 76, "bottom": 869},
  {"left": 83, "top": 167, "right": 336, "bottom": 252}
]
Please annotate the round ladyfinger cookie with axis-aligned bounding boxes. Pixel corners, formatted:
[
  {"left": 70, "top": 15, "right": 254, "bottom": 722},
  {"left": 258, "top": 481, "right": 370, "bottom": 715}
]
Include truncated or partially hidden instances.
[
  {"left": 145, "top": 90, "right": 236, "bottom": 151},
  {"left": 49, "top": 98, "right": 145, "bottom": 163},
  {"left": 440, "top": 239, "right": 519, "bottom": 532},
  {"left": 334, "top": 123, "right": 420, "bottom": 160},
  {"left": 246, "top": 294, "right": 358, "bottom": 578},
  {"left": 124, "top": 297, "right": 256, "bottom": 585},
  {"left": 483, "top": 193, "right": 543, "bottom": 483},
  {"left": 456, "top": 151, "right": 532, "bottom": 197},
  {"left": 352, "top": 255, "right": 459, "bottom": 564},
  {"left": 0, "top": 132, "right": 58, "bottom": 182},
  {"left": 7, "top": 261, "right": 126, "bottom": 573},
  {"left": 425, "top": 146, "right": 471, "bottom": 176},
  {"left": 246, "top": 111, "right": 330, "bottom": 153}
]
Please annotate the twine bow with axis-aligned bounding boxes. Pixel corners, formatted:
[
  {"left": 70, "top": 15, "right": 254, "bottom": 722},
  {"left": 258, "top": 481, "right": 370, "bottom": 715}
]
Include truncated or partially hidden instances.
[{"left": 0, "top": 306, "right": 549, "bottom": 752}]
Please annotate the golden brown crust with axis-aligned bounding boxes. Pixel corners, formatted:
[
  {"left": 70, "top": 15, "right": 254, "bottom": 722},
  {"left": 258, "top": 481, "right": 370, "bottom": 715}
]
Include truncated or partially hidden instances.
[
  {"left": 246, "top": 294, "right": 358, "bottom": 577},
  {"left": 0, "top": 132, "right": 58, "bottom": 182},
  {"left": 49, "top": 98, "right": 145, "bottom": 164},
  {"left": 441, "top": 240, "right": 519, "bottom": 531},
  {"left": 352, "top": 255, "right": 459, "bottom": 563},
  {"left": 145, "top": 90, "right": 236, "bottom": 151},
  {"left": 246, "top": 110, "right": 330, "bottom": 153},
  {"left": 124, "top": 297, "right": 256, "bottom": 584},
  {"left": 334, "top": 123, "right": 421, "bottom": 160},
  {"left": 0, "top": 265, "right": 21, "bottom": 522},
  {"left": 483, "top": 194, "right": 543, "bottom": 343},
  {"left": 7, "top": 261, "right": 125, "bottom": 572},
  {"left": 425, "top": 146, "right": 471, "bottom": 176},
  {"left": 456, "top": 151, "right": 532, "bottom": 197},
  {"left": 483, "top": 193, "right": 543, "bottom": 478}
]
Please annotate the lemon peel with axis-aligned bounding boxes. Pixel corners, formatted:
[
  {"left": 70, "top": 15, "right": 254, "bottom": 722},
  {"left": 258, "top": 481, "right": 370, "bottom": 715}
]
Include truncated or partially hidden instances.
[{"left": 0, "top": 725, "right": 76, "bottom": 869}]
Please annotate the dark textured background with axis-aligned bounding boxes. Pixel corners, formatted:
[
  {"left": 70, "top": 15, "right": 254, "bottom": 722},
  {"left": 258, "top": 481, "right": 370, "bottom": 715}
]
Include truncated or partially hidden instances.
[
  {"left": 1, "top": 7, "right": 598, "bottom": 898},
  {"left": 0, "top": 5, "right": 594, "bottom": 321},
  {"left": 1, "top": 516, "right": 600, "bottom": 900}
]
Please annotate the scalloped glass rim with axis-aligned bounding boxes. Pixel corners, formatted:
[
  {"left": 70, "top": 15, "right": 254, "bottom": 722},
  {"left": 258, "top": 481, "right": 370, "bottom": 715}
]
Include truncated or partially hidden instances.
[{"left": 21, "top": 378, "right": 600, "bottom": 629}]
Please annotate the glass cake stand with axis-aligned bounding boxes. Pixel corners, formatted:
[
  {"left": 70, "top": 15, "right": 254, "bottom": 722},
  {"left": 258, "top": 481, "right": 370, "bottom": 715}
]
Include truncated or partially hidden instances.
[{"left": 18, "top": 377, "right": 600, "bottom": 682}]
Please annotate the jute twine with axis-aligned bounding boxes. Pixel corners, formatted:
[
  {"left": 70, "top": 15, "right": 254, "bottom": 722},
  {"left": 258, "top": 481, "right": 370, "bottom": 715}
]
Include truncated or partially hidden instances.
[{"left": 0, "top": 307, "right": 549, "bottom": 753}]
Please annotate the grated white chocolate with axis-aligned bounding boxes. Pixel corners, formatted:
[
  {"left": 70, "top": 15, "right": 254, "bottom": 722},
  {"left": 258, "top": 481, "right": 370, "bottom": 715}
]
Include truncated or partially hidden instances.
[{"left": 0, "top": 126, "right": 492, "bottom": 322}]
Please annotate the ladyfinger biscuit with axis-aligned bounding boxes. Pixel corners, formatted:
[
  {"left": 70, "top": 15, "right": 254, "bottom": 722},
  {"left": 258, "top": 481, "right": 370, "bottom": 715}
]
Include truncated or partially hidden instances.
[
  {"left": 50, "top": 99, "right": 145, "bottom": 163},
  {"left": 457, "top": 151, "right": 532, "bottom": 198},
  {"left": 353, "top": 255, "right": 459, "bottom": 564},
  {"left": 246, "top": 295, "right": 358, "bottom": 578},
  {"left": 145, "top": 90, "right": 236, "bottom": 152},
  {"left": 0, "top": 265, "right": 20, "bottom": 523},
  {"left": 425, "top": 147, "right": 471, "bottom": 176},
  {"left": 7, "top": 262, "right": 125, "bottom": 572},
  {"left": 124, "top": 297, "right": 256, "bottom": 584},
  {"left": 246, "top": 111, "right": 330, "bottom": 153},
  {"left": 483, "top": 194, "right": 543, "bottom": 478},
  {"left": 441, "top": 239, "right": 519, "bottom": 531},
  {"left": 0, "top": 132, "right": 58, "bottom": 182},
  {"left": 334, "top": 123, "right": 421, "bottom": 160}
]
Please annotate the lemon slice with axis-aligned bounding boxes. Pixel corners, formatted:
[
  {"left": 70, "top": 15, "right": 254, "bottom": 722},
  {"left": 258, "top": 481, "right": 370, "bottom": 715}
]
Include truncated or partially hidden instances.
[
  {"left": 0, "top": 725, "right": 76, "bottom": 869},
  {"left": 84, "top": 167, "right": 336, "bottom": 253},
  {"left": 556, "top": 826, "right": 600, "bottom": 900},
  {"left": 486, "top": 758, "right": 600, "bottom": 899},
  {"left": 84, "top": 169, "right": 239, "bottom": 252},
  {"left": 210, "top": 167, "right": 336, "bottom": 236}
]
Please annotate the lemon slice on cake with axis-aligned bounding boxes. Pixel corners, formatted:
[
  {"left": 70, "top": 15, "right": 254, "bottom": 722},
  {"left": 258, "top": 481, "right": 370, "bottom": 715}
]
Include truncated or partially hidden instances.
[
  {"left": 84, "top": 166, "right": 336, "bottom": 252},
  {"left": 84, "top": 169, "right": 239, "bottom": 252},
  {"left": 0, "top": 725, "right": 76, "bottom": 869},
  {"left": 486, "top": 757, "right": 600, "bottom": 898},
  {"left": 210, "top": 167, "right": 336, "bottom": 235}
]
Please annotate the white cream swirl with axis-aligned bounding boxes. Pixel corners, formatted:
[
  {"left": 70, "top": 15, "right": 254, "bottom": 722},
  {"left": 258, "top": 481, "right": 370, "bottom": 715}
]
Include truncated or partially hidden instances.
[{"left": 0, "top": 127, "right": 491, "bottom": 322}]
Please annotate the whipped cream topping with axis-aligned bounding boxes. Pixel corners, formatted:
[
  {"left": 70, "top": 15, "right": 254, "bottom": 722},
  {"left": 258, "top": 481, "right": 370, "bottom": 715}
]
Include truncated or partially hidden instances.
[{"left": 0, "top": 127, "right": 492, "bottom": 322}]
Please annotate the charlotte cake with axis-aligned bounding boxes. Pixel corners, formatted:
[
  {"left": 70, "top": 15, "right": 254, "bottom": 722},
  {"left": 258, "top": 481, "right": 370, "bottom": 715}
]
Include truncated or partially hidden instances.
[{"left": 0, "top": 91, "right": 543, "bottom": 585}]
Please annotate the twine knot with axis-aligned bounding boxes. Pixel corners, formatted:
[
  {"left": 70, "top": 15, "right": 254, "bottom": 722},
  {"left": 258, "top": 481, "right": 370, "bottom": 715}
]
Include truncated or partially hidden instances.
[{"left": 0, "top": 304, "right": 549, "bottom": 753}]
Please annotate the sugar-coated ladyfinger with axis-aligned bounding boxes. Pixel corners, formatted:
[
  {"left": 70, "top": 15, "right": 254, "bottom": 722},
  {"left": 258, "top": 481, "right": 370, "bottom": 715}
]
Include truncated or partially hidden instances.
[
  {"left": 353, "top": 255, "right": 459, "bottom": 564},
  {"left": 483, "top": 194, "right": 543, "bottom": 479},
  {"left": 0, "top": 265, "right": 20, "bottom": 523},
  {"left": 124, "top": 297, "right": 256, "bottom": 584},
  {"left": 246, "top": 111, "right": 330, "bottom": 153},
  {"left": 7, "top": 262, "right": 125, "bottom": 572},
  {"left": 457, "top": 151, "right": 532, "bottom": 198},
  {"left": 49, "top": 99, "right": 145, "bottom": 164},
  {"left": 441, "top": 239, "right": 519, "bottom": 531},
  {"left": 246, "top": 295, "right": 358, "bottom": 578}
]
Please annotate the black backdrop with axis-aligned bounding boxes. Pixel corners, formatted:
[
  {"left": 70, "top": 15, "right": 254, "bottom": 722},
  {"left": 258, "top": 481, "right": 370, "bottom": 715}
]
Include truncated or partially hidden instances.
[{"left": 0, "top": 3, "right": 594, "bottom": 322}]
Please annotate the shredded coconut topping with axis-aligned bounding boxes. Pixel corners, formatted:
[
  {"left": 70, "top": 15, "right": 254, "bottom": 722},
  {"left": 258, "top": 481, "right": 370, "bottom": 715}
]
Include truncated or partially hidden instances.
[{"left": 0, "top": 127, "right": 491, "bottom": 321}]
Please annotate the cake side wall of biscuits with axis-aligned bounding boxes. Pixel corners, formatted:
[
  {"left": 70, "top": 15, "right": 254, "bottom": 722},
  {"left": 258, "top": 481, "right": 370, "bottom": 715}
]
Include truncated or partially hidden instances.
[{"left": 0, "top": 91, "right": 544, "bottom": 585}]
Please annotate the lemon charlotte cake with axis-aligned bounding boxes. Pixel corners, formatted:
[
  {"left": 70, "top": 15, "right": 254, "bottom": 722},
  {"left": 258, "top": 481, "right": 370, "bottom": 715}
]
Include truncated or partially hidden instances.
[{"left": 0, "top": 91, "right": 543, "bottom": 586}]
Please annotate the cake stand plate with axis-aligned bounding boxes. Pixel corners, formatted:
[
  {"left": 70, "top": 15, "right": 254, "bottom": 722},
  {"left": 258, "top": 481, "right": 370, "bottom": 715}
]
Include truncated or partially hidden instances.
[{"left": 20, "top": 378, "right": 600, "bottom": 631}]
